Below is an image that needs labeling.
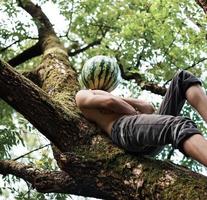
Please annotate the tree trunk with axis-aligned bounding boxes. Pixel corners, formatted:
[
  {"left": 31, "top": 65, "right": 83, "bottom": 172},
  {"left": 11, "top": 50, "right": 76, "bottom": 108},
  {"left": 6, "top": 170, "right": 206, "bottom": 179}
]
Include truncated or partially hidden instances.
[
  {"left": 0, "top": 0, "right": 207, "bottom": 199},
  {"left": 1, "top": 43, "right": 207, "bottom": 200}
]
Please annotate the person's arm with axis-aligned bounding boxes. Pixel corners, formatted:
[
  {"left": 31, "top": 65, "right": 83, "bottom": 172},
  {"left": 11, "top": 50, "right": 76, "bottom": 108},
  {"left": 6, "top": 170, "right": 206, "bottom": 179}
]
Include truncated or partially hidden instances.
[
  {"left": 90, "top": 89, "right": 113, "bottom": 96},
  {"left": 83, "top": 89, "right": 155, "bottom": 114},
  {"left": 75, "top": 90, "right": 137, "bottom": 115},
  {"left": 122, "top": 97, "right": 155, "bottom": 114}
]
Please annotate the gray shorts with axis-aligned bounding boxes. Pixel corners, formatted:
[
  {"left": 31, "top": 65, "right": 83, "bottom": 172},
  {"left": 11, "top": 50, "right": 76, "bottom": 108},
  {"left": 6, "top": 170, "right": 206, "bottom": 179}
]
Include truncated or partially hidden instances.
[{"left": 111, "top": 70, "right": 202, "bottom": 156}]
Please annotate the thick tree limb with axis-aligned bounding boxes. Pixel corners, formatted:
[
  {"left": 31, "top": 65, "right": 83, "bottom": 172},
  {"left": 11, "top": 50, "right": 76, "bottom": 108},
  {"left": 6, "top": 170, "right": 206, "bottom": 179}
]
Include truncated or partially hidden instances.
[
  {"left": 17, "top": 0, "right": 65, "bottom": 55},
  {"left": 17, "top": 0, "right": 55, "bottom": 36},
  {"left": 0, "top": 159, "right": 112, "bottom": 197},
  {"left": 118, "top": 61, "right": 167, "bottom": 96},
  {"left": 140, "top": 82, "right": 166, "bottom": 95},
  {"left": 5, "top": 0, "right": 64, "bottom": 70},
  {"left": 1, "top": 152, "right": 207, "bottom": 200},
  {"left": 0, "top": 59, "right": 96, "bottom": 152},
  {"left": 0, "top": 160, "right": 37, "bottom": 183},
  {"left": 0, "top": 160, "right": 73, "bottom": 193},
  {"left": 8, "top": 42, "right": 42, "bottom": 67}
]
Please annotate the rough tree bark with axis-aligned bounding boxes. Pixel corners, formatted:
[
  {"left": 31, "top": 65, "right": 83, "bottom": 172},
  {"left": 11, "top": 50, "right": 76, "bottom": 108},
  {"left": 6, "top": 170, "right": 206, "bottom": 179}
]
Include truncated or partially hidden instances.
[{"left": 0, "top": 0, "right": 207, "bottom": 199}]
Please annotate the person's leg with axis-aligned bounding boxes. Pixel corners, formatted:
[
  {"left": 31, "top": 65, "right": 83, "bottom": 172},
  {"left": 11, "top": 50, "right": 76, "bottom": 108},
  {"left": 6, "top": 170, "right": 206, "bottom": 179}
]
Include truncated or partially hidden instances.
[
  {"left": 159, "top": 71, "right": 207, "bottom": 166},
  {"left": 112, "top": 114, "right": 207, "bottom": 166},
  {"left": 158, "top": 70, "right": 202, "bottom": 116},
  {"left": 151, "top": 70, "right": 202, "bottom": 155},
  {"left": 186, "top": 85, "right": 207, "bottom": 123},
  {"left": 183, "top": 134, "right": 207, "bottom": 167},
  {"left": 111, "top": 114, "right": 202, "bottom": 157},
  {"left": 111, "top": 71, "right": 207, "bottom": 164}
]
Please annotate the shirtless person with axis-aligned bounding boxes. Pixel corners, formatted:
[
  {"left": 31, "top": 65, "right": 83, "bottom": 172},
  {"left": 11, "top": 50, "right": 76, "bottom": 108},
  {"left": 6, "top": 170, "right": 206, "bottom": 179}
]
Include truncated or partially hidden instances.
[{"left": 75, "top": 70, "right": 207, "bottom": 167}]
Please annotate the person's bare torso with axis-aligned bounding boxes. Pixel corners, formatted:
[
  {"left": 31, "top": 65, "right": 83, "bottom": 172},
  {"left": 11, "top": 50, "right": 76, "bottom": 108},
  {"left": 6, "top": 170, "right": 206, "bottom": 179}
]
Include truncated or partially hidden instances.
[{"left": 80, "top": 108, "right": 123, "bottom": 135}]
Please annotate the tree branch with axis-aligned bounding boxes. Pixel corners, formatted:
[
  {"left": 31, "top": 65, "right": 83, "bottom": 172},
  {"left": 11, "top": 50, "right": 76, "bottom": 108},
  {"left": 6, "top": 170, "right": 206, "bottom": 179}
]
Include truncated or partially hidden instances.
[
  {"left": 0, "top": 59, "right": 96, "bottom": 152},
  {"left": 0, "top": 160, "right": 37, "bottom": 183},
  {"left": 13, "top": 143, "right": 50, "bottom": 161},
  {"left": 118, "top": 60, "right": 167, "bottom": 96},
  {"left": 0, "top": 39, "right": 22, "bottom": 53},
  {"left": 0, "top": 36, "right": 38, "bottom": 53},
  {"left": 163, "top": 57, "right": 207, "bottom": 87},
  {"left": 8, "top": 42, "right": 42, "bottom": 67},
  {"left": 0, "top": 160, "right": 73, "bottom": 193},
  {"left": 65, "top": 0, "right": 75, "bottom": 39},
  {"left": 68, "top": 39, "right": 102, "bottom": 56},
  {"left": 118, "top": 56, "right": 207, "bottom": 96},
  {"left": 17, "top": 0, "right": 55, "bottom": 37},
  {"left": 184, "top": 57, "right": 207, "bottom": 71},
  {"left": 140, "top": 82, "right": 166, "bottom": 96},
  {"left": 195, "top": 0, "right": 207, "bottom": 13},
  {"left": 17, "top": 0, "right": 65, "bottom": 54},
  {"left": 1, "top": 152, "right": 207, "bottom": 199}
]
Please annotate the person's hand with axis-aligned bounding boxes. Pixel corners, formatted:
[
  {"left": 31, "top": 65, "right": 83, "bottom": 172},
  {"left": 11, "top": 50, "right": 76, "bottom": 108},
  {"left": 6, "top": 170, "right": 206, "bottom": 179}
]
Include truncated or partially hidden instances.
[
  {"left": 134, "top": 101, "right": 155, "bottom": 114},
  {"left": 121, "top": 97, "right": 155, "bottom": 114},
  {"left": 143, "top": 103, "right": 155, "bottom": 114}
]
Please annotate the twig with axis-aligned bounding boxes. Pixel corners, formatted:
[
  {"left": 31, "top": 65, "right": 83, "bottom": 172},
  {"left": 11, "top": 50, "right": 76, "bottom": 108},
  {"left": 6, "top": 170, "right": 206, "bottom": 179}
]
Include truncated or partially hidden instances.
[
  {"left": 68, "top": 39, "right": 102, "bottom": 56},
  {"left": 163, "top": 57, "right": 207, "bottom": 86},
  {"left": 66, "top": 0, "right": 75, "bottom": 39},
  {"left": 0, "top": 39, "right": 22, "bottom": 53},
  {"left": 184, "top": 57, "right": 207, "bottom": 70},
  {"left": 13, "top": 143, "right": 50, "bottom": 161}
]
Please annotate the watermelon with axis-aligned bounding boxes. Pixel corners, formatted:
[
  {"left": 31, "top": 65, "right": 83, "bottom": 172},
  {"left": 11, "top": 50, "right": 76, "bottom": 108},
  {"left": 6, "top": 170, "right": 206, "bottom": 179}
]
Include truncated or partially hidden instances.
[{"left": 80, "top": 55, "right": 121, "bottom": 92}]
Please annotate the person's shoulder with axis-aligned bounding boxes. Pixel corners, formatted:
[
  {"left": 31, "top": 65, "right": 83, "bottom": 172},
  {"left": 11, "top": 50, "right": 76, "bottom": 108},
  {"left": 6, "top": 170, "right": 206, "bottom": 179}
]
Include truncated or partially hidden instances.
[
  {"left": 77, "top": 89, "right": 91, "bottom": 93},
  {"left": 76, "top": 89, "right": 93, "bottom": 97}
]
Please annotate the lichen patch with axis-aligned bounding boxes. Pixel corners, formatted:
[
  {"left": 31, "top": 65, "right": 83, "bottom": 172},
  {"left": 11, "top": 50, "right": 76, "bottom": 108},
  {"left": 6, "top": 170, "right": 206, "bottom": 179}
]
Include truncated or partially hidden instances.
[{"left": 158, "top": 170, "right": 176, "bottom": 189}]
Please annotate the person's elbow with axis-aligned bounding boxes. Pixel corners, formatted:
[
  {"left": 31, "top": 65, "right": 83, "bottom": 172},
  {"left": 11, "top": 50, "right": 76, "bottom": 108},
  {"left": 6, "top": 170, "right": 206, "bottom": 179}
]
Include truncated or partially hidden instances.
[{"left": 75, "top": 90, "right": 88, "bottom": 108}]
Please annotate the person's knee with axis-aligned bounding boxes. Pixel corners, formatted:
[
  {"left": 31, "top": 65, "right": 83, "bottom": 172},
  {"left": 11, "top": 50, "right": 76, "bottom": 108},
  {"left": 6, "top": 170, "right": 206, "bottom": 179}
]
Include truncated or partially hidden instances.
[
  {"left": 186, "top": 85, "right": 205, "bottom": 106},
  {"left": 170, "top": 116, "right": 201, "bottom": 150},
  {"left": 176, "top": 71, "right": 201, "bottom": 97}
]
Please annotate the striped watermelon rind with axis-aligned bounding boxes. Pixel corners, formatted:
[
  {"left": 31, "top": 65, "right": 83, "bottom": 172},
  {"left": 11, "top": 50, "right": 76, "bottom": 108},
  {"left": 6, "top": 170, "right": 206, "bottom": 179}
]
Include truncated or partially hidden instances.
[{"left": 80, "top": 55, "right": 121, "bottom": 92}]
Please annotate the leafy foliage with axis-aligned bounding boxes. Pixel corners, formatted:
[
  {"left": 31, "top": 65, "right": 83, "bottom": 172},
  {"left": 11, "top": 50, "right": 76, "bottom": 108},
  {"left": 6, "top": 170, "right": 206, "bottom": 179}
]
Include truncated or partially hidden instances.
[
  {"left": 0, "top": 1, "right": 38, "bottom": 60},
  {"left": 0, "top": 99, "right": 64, "bottom": 199},
  {"left": 0, "top": 100, "right": 24, "bottom": 159},
  {"left": 2, "top": 0, "right": 207, "bottom": 78},
  {"left": 65, "top": 0, "right": 207, "bottom": 81}
]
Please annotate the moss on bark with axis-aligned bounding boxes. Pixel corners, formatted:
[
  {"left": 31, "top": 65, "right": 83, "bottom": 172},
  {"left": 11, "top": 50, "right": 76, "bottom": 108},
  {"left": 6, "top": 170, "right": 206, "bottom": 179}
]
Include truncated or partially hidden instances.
[{"left": 54, "top": 143, "right": 207, "bottom": 199}]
